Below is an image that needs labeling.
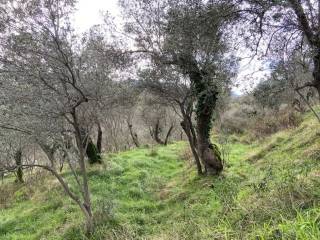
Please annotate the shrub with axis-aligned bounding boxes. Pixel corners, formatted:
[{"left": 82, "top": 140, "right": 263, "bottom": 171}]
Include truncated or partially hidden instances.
[{"left": 252, "top": 109, "right": 302, "bottom": 137}]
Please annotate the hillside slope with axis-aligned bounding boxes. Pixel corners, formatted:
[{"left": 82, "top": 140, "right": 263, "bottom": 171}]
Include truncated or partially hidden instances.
[{"left": 0, "top": 112, "right": 320, "bottom": 240}]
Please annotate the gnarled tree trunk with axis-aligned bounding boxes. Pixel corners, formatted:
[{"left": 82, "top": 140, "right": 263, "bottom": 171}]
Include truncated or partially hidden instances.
[{"left": 184, "top": 57, "right": 223, "bottom": 175}]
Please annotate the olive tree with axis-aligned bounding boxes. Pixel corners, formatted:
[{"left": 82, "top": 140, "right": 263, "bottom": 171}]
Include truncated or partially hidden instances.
[
  {"left": 240, "top": 0, "right": 320, "bottom": 101},
  {"left": 120, "top": 0, "right": 237, "bottom": 174},
  {"left": 0, "top": 0, "right": 123, "bottom": 234}
]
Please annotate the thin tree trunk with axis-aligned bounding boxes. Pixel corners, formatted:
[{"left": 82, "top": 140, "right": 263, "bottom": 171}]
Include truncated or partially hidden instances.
[
  {"left": 15, "top": 149, "right": 23, "bottom": 183},
  {"left": 313, "top": 53, "right": 320, "bottom": 102},
  {"left": 127, "top": 121, "right": 140, "bottom": 147},
  {"left": 154, "top": 119, "right": 165, "bottom": 145},
  {"left": 71, "top": 109, "right": 94, "bottom": 235},
  {"left": 96, "top": 122, "right": 102, "bottom": 154},
  {"left": 164, "top": 125, "right": 174, "bottom": 145},
  {"left": 187, "top": 115, "right": 198, "bottom": 149},
  {"left": 16, "top": 163, "right": 94, "bottom": 235},
  {"left": 180, "top": 104, "right": 203, "bottom": 175},
  {"left": 181, "top": 118, "right": 202, "bottom": 175},
  {"left": 38, "top": 143, "right": 56, "bottom": 169}
]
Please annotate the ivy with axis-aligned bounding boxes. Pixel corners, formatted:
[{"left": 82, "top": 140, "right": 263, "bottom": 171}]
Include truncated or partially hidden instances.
[{"left": 193, "top": 77, "right": 219, "bottom": 140}]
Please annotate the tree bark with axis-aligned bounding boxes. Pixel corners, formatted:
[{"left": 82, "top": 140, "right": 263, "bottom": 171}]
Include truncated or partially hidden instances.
[
  {"left": 289, "top": 0, "right": 320, "bottom": 102},
  {"left": 180, "top": 102, "right": 203, "bottom": 175},
  {"left": 127, "top": 121, "right": 140, "bottom": 147},
  {"left": 96, "top": 122, "right": 102, "bottom": 154},
  {"left": 181, "top": 118, "right": 203, "bottom": 175},
  {"left": 154, "top": 119, "right": 165, "bottom": 145},
  {"left": 71, "top": 109, "right": 94, "bottom": 235},
  {"left": 38, "top": 143, "right": 57, "bottom": 169},
  {"left": 313, "top": 53, "right": 320, "bottom": 101},
  {"left": 184, "top": 57, "right": 223, "bottom": 175},
  {"left": 16, "top": 163, "right": 94, "bottom": 235},
  {"left": 164, "top": 125, "right": 174, "bottom": 145},
  {"left": 15, "top": 149, "right": 24, "bottom": 183}
]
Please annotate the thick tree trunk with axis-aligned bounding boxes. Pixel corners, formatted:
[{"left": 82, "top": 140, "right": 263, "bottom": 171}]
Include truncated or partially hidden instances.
[
  {"left": 96, "top": 123, "right": 102, "bottom": 154},
  {"left": 15, "top": 149, "right": 23, "bottom": 183},
  {"left": 187, "top": 60, "right": 223, "bottom": 175},
  {"left": 196, "top": 115, "right": 223, "bottom": 175}
]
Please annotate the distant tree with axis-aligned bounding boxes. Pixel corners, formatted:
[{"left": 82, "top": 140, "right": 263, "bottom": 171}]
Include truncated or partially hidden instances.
[
  {"left": 140, "top": 97, "right": 175, "bottom": 146},
  {"left": 138, "top": 67, "right": 204, "bottom": 173}
]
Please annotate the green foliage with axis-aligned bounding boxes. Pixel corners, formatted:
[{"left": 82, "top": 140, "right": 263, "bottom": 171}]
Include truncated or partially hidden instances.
[{"left": 86, "top": 139, "right": 102, "bottom": 164}]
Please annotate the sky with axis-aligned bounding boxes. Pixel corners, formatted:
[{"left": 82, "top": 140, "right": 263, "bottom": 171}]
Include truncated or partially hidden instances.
[
  {"left": 73, "top": 0, "right": 120, "bottom": 33},
  {"left": 73, "top": 0, "right": 269, "bottom": 95}
]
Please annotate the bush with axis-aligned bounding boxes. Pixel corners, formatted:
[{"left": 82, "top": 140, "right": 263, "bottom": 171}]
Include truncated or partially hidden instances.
[
  {"left": 252, "top": 109, "right": 302, "bottom": 137},
  {"left": 219, "top": 95, "right": 303, "bottom": 139},
  {"left": 219, "top": 102, "right": 252, "bottom": 134}
]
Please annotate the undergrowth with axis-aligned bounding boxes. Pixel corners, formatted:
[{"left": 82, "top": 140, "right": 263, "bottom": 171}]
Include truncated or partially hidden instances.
[{"left": 0, "top": 111, "right": 319, "bottom": 239}]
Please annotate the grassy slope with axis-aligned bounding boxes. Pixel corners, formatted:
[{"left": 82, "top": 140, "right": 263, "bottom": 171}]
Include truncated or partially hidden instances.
[{"left": 0, "top": 112, "right": 320, "bottom": 240}]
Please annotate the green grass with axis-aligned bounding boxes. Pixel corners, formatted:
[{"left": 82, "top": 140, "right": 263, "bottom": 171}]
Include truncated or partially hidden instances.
[{"left": 0, "top": 111, "right": 320, "bottom": 239}]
